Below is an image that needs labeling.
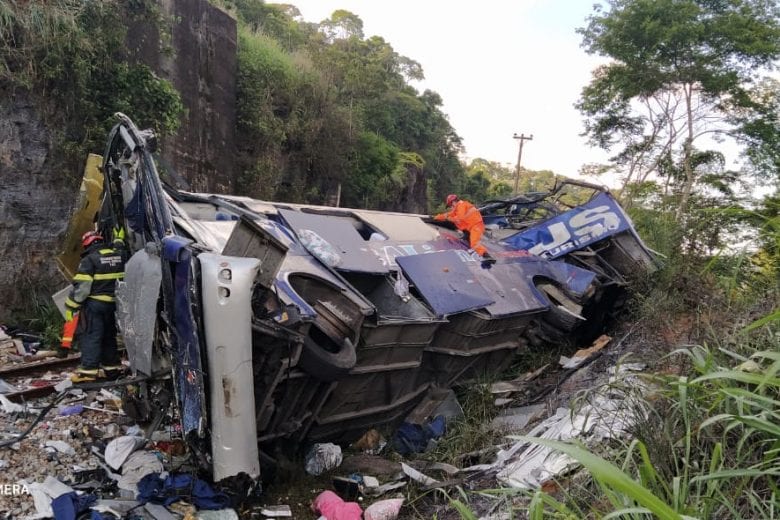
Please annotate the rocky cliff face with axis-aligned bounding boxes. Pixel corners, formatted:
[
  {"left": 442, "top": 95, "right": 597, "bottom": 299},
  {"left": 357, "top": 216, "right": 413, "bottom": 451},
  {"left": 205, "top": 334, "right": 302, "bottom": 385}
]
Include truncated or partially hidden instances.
[
  {"left": 0, "top": 94, "right": 76, "bottom": 317},
  {"left": 0, "top": 1, "right": 238, "bottom": 320},
  {"left": 128, "top": 0, "right": 237, "bottom": 193}
]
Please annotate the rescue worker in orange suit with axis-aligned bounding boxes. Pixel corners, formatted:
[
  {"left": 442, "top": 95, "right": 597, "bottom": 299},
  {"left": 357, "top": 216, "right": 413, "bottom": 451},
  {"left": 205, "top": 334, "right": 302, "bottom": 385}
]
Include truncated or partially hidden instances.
[
  {"left": 434, "top": 194, "right": 496, "bottom": 263},
  {"left": 65, "top": 230, "right": 126, "bottom": 382}
]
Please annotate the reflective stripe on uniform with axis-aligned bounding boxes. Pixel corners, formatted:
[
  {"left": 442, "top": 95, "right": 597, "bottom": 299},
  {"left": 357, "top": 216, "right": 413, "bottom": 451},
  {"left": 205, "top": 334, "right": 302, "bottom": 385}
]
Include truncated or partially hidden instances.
[
  {"left": 73, "top": 273, "right": 94, "bottom": 282},
  {"left": 94, "top": 272, "right": 124, "bottom": 281},
  {"left": 64, "top": 297, "right": 81, "bottom": 309},
  {"left": 89, "top": 294, "right": 115, "bottom": 302}
]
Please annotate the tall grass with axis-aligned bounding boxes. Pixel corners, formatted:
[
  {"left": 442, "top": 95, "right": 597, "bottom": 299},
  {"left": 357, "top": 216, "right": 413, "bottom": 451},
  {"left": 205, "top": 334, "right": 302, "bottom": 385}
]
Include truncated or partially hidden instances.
[{"left": 520, "top": 323, "right": 780, "bottom": 518}]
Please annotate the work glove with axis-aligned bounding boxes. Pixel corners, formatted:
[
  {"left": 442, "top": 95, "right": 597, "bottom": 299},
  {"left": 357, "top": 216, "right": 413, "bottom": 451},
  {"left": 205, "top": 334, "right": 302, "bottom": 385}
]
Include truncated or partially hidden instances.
[{"left": 65, "top": 308, "right": 75, "bottom": 322}]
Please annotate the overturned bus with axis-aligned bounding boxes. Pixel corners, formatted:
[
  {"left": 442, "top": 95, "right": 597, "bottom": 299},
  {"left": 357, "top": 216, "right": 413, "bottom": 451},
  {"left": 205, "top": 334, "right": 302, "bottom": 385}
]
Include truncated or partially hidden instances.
[{"left": 61, "top": 115, "right": 657, "bottom": 482}]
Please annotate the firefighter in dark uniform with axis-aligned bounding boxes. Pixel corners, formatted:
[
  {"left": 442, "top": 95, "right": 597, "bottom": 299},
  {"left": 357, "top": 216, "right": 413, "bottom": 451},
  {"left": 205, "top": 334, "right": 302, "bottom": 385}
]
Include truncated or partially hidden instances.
[{"left": 65, "top": 230, "right": 126, "bottom": 382}]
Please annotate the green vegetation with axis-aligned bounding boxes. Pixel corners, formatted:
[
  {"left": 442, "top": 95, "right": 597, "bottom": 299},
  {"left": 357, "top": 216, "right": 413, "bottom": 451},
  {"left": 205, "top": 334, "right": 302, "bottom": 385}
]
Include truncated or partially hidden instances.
[
  {"left": 223, "top": 1, "right": 484, "bottom": 210},
  {"left": 577, "top": 0, "right": 780, "bottom": 218},
  {"left": 0, "top": 0, "right": 183, "bottom": 169},
  {"left": 399, "top": 1, "right": 780, "bottom": 516}
]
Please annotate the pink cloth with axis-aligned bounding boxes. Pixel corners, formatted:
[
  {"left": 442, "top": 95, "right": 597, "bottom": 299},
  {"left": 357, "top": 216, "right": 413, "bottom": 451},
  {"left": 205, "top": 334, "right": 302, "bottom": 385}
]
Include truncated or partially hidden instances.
[{"left": 312, "top": 490, "right": 363, "bottom": 520}]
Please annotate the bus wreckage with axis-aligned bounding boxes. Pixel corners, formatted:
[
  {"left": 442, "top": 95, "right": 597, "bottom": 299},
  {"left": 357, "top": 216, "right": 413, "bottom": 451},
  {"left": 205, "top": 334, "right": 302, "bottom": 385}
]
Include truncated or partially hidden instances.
[{"left": 59, "top": 115, "right": 657, "bottom": 483}]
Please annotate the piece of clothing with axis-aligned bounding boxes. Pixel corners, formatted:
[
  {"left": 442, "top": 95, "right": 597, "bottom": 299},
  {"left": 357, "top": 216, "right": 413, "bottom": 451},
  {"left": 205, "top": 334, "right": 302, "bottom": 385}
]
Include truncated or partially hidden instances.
[
  {"left": 60, "top": 313, "right": 79, "bottom": 349},
  {"left": 434, "top": 200, "right": 488, "bottom": 256},
  {"left": 79, "top": 299, "right": 120, "bottom": 369},
  {"left": 137, "top": 472, "right": 231, "bottom": 510},
  {"left": 51, "top": 491, "right": 97, "bottom": 520},
  {"left": 65, "top": 243, "right": 126, "bottom": 312},
  {"left": 463, "top": 224, "right": 488, "bottom": 256},
  {"left": 391, "top": 415, "right": 447, "bottom": 455},
  {"left": 64, "top": 242, "right": 126, "bottom": 369},
  {"left": 312, "top": 490, "right": 363, "bottom": 520}
]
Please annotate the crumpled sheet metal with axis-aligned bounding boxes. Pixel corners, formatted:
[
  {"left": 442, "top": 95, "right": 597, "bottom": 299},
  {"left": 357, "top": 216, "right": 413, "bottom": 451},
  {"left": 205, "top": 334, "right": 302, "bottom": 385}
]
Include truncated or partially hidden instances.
[
  {"left": 116, "top": 247, "right": 162, "bottom": 376},
  {"left": 496, "top": 387, "right": 645, "bottom": 489}
]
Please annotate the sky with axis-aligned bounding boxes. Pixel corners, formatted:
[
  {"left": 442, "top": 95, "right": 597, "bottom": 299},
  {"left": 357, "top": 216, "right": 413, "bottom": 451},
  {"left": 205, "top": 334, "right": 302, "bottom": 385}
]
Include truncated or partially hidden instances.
[{"left": 287, "top": 0, "right": 612, "bottom": 179}]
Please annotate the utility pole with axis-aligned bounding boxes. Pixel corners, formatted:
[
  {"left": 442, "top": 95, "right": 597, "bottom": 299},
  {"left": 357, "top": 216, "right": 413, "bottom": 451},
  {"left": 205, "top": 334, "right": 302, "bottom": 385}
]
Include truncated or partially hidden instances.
[{"left": 512, "top": 133, "right": 533, "bottom": 194}]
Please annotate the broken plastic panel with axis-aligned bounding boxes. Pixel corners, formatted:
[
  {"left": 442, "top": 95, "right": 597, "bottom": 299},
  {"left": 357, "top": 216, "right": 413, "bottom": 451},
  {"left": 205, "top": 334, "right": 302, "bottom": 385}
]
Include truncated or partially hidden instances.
[
  {"left": 200, "top": 253, "right": 261, "bottom": 481},
  {"left": 116, "top": 246, "right": 163, "bottom": 376}
]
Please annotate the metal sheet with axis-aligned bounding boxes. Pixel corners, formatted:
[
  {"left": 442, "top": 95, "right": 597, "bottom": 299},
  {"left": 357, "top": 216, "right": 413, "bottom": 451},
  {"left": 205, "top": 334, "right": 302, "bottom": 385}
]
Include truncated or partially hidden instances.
[
  {"left": 465, "top": 262, "right": 547, "bottom": 317},
  {"left": 501, "top": 192, "right": 631, "bottom": 258},
  {"left": 115, "top": 247, "right": 162, "bottom": 376},
  {"left": 278, "top": 210, "right": 389, "bottom": 273},
  {"left": 173, "top": 217, "right": 237, "bottom": 253},
  {"left": 396, "top": 251, "right": 494, "bottom": 317},
  {"left": 352, "top": 210, "right": 440, "bottom": 241}
]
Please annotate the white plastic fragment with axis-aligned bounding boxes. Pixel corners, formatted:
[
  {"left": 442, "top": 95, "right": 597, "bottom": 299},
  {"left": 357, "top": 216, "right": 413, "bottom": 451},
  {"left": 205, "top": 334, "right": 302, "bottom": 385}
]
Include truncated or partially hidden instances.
[
  {"left": 362, "top": 475, "right": 380, "bottom": 489},
  {"left": 0, "top": 378, "right": 19, "bottom": 394},
  {"left": 0, "top": 394, "right": 24, "bottom": 414},
  {"left": 259, "top": 505, "right": 293, "bottom": 517},
  {"left": 401, "top": 462, "right": 440, "bottom": 487},
  {"left": 363, "top": 480, "right": 407, "bottom": 497},
  {"left": 54, "top": 378, "right": 73, "bottom": 392},
  {"left": 44, "top": 440, "right": 76, "bottom": 456},
  {"left": 497, "top": 390, "right": 644, "bottom": 489}
]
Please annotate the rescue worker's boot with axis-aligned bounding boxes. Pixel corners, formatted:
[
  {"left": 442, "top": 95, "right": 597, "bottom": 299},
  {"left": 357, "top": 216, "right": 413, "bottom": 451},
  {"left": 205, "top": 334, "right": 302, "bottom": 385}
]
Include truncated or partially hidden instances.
[
  {"left": 70, "top": 367, "right": 104, "bottom": 383},
  {"left": 101, "top": 363, "right": 126, "bottom": 380}
]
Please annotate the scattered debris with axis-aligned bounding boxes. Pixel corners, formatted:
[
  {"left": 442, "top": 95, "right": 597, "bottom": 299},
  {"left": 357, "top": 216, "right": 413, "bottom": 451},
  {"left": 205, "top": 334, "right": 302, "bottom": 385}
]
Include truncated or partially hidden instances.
[
  {"left": 0, "top": 378, "right": 18, "bottom": 394},
  {"left": 352, "top": 429, "right": 386, "bottom": 454},
  {"left": 312, "top": 490, "right": 362, "bottom": 520},
  {"left": 44, "top": 439, "right": 76, "bottom": 456},
  {"left": 392, "top": 416, "right": 446, "bottom": 455},
  {"left": 0, "top": 393, "right": 23, "bottom": 413},
  {"left": 305, "top": 442, "right": 343, "bottom": 476},
  {"left": 559, "top": 334, "right": 611, "bottom": 369},
  {"left": 105, "top": 435, "right": 147, "bottom": 470},
  {"left": 490, "top": 404, "right": 547, "bottom": 432},
  {"left": 363, "top": 498, "right": 405, "bottom": 520},
  {"left": 401, "top": 462, "right": 441, "bottom": 487},
  {"left": 259, "top": 504, "right": 293, "bottom": 517},
  {"left": 495, "top": 364, "right": 646, "bottom": 489}
]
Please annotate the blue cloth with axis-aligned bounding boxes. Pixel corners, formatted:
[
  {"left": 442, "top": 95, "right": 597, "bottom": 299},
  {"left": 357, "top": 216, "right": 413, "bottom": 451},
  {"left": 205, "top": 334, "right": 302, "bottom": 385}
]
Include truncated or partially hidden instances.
[
  {"left": 51, "top": 492, "right": 97, "bottom": 520},
  {"left": 137, "top": 473, "right": 230, "bottom": 510},
  {"left": 392, "top": 415, "right": 447, "bottom": 455}
]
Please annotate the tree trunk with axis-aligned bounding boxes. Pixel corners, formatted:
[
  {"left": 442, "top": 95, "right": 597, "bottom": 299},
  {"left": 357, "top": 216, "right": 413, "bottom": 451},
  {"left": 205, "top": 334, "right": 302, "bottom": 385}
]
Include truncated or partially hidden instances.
[{"left": 677, "top": 83, "right": 696, "bottom": 220}]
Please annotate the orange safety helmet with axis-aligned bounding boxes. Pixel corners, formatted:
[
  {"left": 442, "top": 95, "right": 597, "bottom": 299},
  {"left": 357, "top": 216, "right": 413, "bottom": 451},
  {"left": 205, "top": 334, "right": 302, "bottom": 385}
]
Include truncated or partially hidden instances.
[
  {"left": 446, "top": 194, "right": 458, "bottom": 207},
  {"left": 81, "top": 230, "right": 104, "bottom": 248}
]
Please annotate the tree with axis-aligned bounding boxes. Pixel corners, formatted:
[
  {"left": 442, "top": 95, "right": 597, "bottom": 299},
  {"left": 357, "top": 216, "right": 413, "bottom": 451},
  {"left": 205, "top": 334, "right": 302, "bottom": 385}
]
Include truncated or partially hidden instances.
[{"left": 577, "top": 0, "right": 780, "bottom": 218}]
